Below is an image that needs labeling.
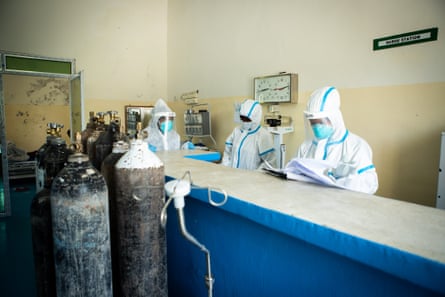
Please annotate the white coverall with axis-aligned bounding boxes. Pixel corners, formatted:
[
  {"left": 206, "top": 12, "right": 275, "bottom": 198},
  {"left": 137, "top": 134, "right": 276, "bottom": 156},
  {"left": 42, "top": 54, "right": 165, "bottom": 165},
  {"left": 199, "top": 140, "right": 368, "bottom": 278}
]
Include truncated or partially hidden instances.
[
  {"left": 222, "top": 99, "right": 277, "bottom": 170},
  {"left": 143, "top": 99, "right": 180, "bottom": 152},
  {"left": 295, "top": 86, "right": 378, "bottom": 194}
]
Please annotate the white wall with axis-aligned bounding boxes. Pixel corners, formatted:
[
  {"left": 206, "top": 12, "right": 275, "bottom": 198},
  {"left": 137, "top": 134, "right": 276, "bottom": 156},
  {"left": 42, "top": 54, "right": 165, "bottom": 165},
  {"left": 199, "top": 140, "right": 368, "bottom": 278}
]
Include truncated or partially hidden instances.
[
  {"left": 167, "top": 0, "right": 445, "bottom": 99},
  {"left": 0, "top": 0, "right": 168, "bottom": 102}
]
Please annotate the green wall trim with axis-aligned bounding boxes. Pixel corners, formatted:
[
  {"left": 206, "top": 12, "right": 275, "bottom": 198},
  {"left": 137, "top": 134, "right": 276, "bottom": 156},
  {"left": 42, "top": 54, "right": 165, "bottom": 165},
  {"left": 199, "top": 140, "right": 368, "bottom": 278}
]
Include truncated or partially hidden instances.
[{"left": 5, "top": 56, "right": 72, "bottom": 74}]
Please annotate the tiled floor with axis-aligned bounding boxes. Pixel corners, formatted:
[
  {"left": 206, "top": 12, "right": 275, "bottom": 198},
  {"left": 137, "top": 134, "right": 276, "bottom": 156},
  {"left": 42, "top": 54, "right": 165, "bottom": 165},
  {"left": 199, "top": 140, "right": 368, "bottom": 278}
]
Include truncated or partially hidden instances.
[{"left": 0, "top": 178, "right": 37, "bottom": 296}]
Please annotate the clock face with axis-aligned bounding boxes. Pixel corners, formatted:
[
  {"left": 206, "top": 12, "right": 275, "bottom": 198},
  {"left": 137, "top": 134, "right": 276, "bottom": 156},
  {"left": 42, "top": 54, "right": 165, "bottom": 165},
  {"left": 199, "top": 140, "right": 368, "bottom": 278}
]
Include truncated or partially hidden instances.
[{"left": 254, "top": 74, "right": 292, "bottom": 103}]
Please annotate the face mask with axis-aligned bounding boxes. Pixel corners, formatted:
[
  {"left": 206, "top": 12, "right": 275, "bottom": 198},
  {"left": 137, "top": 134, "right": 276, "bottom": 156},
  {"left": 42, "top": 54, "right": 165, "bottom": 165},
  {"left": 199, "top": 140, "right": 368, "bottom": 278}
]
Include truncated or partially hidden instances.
[
  {"left": 311, "top": 123, "right": 334, "bottom": 139},
  {"left": 159, "top": 121, "right": 173, "bottom": 133},
  {"left": 241, "top": 122, "right": 254, "bottom": 131}
]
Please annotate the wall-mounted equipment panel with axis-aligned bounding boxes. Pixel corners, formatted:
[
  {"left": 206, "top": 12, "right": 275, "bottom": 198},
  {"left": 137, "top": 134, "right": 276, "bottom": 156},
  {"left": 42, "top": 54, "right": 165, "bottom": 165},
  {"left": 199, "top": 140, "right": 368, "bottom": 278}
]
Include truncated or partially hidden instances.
[{"left": 184, "top": 110, "right": 211, "bottom": 137}]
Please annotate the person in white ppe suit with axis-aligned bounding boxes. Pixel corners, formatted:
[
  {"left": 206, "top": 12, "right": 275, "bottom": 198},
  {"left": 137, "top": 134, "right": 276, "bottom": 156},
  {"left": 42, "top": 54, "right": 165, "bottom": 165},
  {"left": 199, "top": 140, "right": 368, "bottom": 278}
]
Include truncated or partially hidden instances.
[
  {"left": 294, "top": 86, "right": 378, "bottom": 194},
  {"left": 222, "top": 99, "right": 277, "bottom": 170},
  {"left": 144, "top": 99, "right": 180, "bottom": 152}
]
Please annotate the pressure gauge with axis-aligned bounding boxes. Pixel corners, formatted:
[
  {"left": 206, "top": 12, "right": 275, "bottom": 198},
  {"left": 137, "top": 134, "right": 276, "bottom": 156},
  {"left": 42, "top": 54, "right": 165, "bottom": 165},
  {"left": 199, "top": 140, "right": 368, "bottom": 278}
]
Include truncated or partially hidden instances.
[{"left": 254, "top": 73, "right": 298, "bottom": 104}]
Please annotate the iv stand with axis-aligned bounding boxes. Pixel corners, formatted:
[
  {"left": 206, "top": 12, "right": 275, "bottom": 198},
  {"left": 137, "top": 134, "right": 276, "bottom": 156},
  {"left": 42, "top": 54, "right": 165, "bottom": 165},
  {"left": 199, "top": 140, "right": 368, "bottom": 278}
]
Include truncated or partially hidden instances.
[
  {"left": 267, "top": 125, "right": 294, "bottom": 169},
  {"left": 160, "top": 171, "right": 228, "bottom": 297}
]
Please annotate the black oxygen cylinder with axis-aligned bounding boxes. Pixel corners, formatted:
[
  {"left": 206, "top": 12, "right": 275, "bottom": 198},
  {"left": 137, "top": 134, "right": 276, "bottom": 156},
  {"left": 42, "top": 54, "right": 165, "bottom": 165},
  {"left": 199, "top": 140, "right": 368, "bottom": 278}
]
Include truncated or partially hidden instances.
[
  {"left": 50, "top": 153, "right": 112, "bottom": 297},
  {"left": 30, "top": 188, "right": 56, "bottom": 297},
  {"left": 86, "top": 111, "right": 107, "bottom": 164},
  {"left": 100, "top": 140, "right": 129, "bottom": 297},
  {"left": 31, "top": 136, "right": 70, "bottom": 297},
  {"left": 94, "top": 119, "right": 120, "bottom": 171},
  {"left": 86, "top": 130, "right": 101, "bottom": 167},
  {"left": 81, "top": 112, "right": 98, "bottom": 154},
  {"left": 36, "top": 123, "right": 65, "bottom": 192},
  {"left": 114, "top": 138, "right": 168, "bottom": 297},
  {"left": 35, "top": 135, "right": 54, "bottom": 193},
  {"left": 44, "top": 138, "right": 70, "bottom": 186}
]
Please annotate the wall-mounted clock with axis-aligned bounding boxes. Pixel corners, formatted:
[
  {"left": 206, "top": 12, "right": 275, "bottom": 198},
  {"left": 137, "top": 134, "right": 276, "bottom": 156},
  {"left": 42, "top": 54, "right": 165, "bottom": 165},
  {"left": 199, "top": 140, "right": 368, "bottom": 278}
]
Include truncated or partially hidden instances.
[{"left": 254, "top": 73, "right": 298, "bottom": 104}]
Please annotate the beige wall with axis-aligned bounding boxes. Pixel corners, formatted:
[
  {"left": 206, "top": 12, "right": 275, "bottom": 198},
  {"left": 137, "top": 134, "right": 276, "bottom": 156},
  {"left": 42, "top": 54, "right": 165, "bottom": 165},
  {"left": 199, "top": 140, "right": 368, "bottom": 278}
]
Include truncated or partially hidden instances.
[
  {"left": 339, "top": 83, "right": 445, "bottom": 206},
  {"left": 0, "top": 0, "right": 168, "bottom": 101},
  {"left": 3, "top": 75, "right": 71, "bottom": 151},
  {"left": 167, "top": 0, "right": 445, "bottom": 98}
]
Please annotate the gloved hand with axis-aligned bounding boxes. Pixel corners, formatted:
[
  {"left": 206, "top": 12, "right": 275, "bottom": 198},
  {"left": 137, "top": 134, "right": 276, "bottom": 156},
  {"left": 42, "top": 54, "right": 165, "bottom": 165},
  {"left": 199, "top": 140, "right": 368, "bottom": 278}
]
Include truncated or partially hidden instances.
[
  {"left": 332, "top": 162, "right": 356, "bottom": 179},
  {"left": 325, "top": 162, "right": 356, "bottom": 181},
  {"left": 181, "top": 141, "right": 195, "bottom": 150}
]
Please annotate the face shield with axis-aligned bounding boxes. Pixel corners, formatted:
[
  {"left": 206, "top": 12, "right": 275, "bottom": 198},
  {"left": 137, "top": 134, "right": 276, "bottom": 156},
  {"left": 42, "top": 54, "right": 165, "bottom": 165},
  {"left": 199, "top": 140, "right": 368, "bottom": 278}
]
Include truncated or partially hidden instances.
[
  {"left": 156, "top": 112, "right": 176, "bottom": 135},
  {"left": 303, "top": 87, "right": 346, "bottom": 141},
  {"left": 303, "top": 110, "right": 333, "bottom": 140},
  {"left": 155, "top": 111, "right": 176, "bottom": 150},
  {"left": 308, "top": 117, "right": 334, "bottom": 140}
]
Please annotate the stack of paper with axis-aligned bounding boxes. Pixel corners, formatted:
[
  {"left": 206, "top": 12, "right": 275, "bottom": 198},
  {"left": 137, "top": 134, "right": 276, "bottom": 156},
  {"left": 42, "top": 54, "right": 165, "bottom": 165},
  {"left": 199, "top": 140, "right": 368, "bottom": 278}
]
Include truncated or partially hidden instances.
[{"left": 263, "top": 158, "right": 345, "bottom": 189}]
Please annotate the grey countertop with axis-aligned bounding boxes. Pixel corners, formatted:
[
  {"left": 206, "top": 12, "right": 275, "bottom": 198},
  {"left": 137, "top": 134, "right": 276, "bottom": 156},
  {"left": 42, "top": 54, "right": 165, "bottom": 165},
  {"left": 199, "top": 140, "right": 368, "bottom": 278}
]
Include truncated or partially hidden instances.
[{"left": 157, "top": 150, "right": 445, "bottom": 265}]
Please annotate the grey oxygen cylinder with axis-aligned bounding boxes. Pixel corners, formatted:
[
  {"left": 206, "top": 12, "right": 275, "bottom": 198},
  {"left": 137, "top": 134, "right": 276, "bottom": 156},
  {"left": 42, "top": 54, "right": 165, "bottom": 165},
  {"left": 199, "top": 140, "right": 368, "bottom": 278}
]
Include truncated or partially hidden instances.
[
  {"left": 114, "top": 138, "right": 168, "bottom": 297},
  {"left": 50, "top": 152, "right": 112, "bottom": 297}
]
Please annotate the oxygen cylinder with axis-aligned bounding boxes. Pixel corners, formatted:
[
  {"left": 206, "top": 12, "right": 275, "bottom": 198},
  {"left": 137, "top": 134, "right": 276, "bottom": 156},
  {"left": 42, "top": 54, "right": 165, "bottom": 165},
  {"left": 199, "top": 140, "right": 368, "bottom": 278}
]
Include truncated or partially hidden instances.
[
  {"left": 81, "top": 111, "right": 97, "bottom": 154},
  {"left": 86, "top": 112, "right": 107, "bottom": 165},
  {"left": 50, "top": 152, "right": 112, "bottom": 297},
  {"left": 36, "top": 136, "right": 53, "bottom": 193},
  {"left": 36, "top": 123, "right": 64, "bottom": 192},
  {"left": 31, "top": 131, "right": 70, "bottom": 297},
  {"left": 100, "top": 140, "right": 129, "bottom": 297},
  {"left": 31, "top": 188, "right": 56, "bottom": 297},
  {"left": 94, "top": 114, "right": 121, "bottom": 171},
  {"left": 44, "top": 137, "right": 70, "bottom": 186},
  {"left": 86, "top": 130, "right": 101, "bottom": 167},
  {"left": 115, "top": 138, "right": 167, "bottom": 297}
]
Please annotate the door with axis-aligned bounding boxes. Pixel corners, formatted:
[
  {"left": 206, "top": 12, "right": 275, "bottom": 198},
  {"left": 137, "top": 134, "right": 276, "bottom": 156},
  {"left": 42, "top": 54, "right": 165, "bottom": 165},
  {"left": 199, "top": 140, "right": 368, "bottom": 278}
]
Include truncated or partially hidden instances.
[
  {"left": 0, "top": 73, "right": 11, "bottom": 216},
  {"left": 70, "top": 71, "right": 84, "bottom": 142}
]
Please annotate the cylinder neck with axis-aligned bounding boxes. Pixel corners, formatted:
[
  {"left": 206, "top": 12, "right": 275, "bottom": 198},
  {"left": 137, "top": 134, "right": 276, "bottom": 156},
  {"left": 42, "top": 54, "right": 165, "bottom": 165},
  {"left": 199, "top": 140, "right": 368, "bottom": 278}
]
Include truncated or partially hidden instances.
[{"left": 68, "top": 153, "right": 89, "bottom": 163}]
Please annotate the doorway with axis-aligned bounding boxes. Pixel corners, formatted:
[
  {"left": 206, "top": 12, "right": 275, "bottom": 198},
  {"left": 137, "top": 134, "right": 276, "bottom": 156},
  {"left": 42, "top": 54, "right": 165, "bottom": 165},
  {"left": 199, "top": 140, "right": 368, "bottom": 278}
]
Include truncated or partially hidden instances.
[{"left": 0, "top": 51, "right": 83, "bottom": 217}]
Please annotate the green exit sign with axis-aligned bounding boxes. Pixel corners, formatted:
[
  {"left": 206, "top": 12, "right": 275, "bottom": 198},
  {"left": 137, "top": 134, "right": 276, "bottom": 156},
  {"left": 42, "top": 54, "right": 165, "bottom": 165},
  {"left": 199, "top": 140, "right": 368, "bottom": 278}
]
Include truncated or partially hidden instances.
[{"left": 373, "top": 27, "right": 438, "bottom": 51}]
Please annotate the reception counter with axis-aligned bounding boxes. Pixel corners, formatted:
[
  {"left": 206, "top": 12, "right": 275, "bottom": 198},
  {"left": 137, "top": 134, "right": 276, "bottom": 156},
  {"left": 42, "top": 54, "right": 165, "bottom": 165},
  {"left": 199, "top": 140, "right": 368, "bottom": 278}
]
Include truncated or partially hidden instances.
[{"left": 157, "top": 150, "right": 445, "bottom": 297}]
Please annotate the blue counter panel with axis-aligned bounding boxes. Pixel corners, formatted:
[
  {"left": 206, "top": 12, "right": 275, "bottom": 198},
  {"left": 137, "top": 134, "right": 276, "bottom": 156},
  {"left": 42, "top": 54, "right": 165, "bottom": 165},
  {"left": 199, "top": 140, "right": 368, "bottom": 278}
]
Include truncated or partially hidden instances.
[
  {"left": 184, "top": 151, "right": 221, "bottom": 162},
  {"left": 166, "top": 186, "right": 444, "bottom": 297}
]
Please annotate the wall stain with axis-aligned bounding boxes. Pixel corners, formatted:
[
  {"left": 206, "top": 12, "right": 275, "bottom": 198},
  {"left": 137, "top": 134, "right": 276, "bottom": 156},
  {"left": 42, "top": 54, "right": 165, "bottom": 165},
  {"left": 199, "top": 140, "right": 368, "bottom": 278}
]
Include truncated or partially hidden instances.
[
  {"left": 15, "top": 110, "right": 47, "bottom": 126},
  {"left": 16, "top": 111, "right": 30, "bottom": 117},
  {"left": 26, "top": 78, "right": 69, "bottom": 106}
]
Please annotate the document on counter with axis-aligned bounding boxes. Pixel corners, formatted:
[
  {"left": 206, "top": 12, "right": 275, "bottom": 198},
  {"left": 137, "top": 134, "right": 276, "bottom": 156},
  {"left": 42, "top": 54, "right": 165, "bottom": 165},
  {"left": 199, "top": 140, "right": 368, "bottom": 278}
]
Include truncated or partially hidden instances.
[{"left": 263, "top": 158, "right": 346, "bottom": 189}]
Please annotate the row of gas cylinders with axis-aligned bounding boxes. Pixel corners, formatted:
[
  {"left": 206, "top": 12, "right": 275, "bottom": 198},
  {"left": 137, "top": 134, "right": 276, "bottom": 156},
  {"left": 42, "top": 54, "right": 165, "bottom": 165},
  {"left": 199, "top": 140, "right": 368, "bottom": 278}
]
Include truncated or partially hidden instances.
[{"left": 31, "top": 119, "right": 168, "bottom": 297}]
